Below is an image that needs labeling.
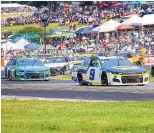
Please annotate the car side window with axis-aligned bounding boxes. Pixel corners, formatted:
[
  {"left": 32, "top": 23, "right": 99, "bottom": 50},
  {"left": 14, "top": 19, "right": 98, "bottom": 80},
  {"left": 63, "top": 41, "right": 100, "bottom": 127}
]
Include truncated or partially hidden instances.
[{"left": 83, "top": 58, "right": 91, "bottom": 66}]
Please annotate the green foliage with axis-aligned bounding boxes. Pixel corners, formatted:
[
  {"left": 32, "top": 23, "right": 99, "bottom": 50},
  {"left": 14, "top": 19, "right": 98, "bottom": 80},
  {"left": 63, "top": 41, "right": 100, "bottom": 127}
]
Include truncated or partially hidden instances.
[
  {"left": 2, "top": 100, "right": 154, "bottom": 133},
  {"left": 18, "top": 26, "right": 44, "bottom": 37}
]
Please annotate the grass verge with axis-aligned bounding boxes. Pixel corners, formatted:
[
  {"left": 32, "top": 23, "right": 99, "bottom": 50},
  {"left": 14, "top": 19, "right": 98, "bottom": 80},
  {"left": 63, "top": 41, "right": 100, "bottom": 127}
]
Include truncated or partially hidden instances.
[
  {"left": 1, "top": 22, "right": 85, "bottom": 34},
  {"left": 2, "top": 100, "right": 154, "bottom": 133},
  {"left": 51, "top": 75, "right": 72, "bottom": 80}
]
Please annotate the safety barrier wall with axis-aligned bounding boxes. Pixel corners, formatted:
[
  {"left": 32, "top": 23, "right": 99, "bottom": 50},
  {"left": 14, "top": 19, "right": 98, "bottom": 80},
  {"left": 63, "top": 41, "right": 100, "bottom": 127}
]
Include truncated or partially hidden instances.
[{"left": 1, "top": 55, "right": 154, "bottom": 68}]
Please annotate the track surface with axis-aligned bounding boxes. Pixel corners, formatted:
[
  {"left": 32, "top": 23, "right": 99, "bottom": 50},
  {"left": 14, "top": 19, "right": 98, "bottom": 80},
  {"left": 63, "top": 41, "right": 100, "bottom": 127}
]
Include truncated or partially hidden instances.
[
  {"left": 1, "top": 70, "right": 154, "bottom": 101},
  {"left": 2, "top": 89, "right": 154, "bottom": 101}
]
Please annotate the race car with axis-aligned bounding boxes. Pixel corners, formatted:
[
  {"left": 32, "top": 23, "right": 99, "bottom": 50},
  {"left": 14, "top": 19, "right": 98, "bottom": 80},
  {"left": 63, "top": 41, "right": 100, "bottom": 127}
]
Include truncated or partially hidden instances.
[
  {"left": 44, "top": 56, "right": 73, "bottom": 75},
  {"left": 5, "top": 58, "right": 50, "bottom": 81},
  {"left": 72, "top": 56, "right": 149, "bottom": 86},
  {"left": 72, "top": 53, "right": 96, "bottom": 65},
  {"left": 113, "top": 52, "right": 144, "bottom": 66}
]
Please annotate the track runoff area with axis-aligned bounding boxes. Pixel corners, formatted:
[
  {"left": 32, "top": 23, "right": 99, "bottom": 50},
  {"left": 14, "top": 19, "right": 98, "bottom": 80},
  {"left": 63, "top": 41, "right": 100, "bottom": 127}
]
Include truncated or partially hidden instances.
[{"left": 1, "top": 66, "right": 154, "bottom": 101}]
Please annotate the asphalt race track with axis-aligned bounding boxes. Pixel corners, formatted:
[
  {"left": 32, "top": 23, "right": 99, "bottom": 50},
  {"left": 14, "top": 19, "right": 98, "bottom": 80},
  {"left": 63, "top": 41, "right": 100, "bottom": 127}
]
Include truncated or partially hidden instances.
[
  {"left": 1, "top": 70, "right": 154, "bottom": 101},
  {"left": 2, "top": 89, "right": 154, "bottom": 101}
]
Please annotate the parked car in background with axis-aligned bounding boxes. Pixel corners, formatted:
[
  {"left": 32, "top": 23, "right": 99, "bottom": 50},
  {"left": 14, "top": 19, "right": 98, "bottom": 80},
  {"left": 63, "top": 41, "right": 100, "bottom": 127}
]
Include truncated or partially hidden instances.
[{"left": 44, "top": 56, "right": 73, "bottom": 75}]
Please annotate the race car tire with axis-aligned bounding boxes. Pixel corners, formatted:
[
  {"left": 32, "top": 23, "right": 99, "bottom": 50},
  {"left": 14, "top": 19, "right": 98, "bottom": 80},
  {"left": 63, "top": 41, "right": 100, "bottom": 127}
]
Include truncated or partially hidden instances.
[
  {"left": 77, "top": 72, "right": 87, "bottom": 85},
  {"left": 138, "top": 84, "right": 145, "bottom": 86},
  {"left": 60, "top": 66, "right": 66, "bottom": 75},
  {"left": 101, "top": 72, "right": 108, "bottom": 86},
  {"left": 8, "top": 71, "right": 12, "bottom": 81},
  {"left": 44, "top": 79, "right": 50, "bottom": 81}
]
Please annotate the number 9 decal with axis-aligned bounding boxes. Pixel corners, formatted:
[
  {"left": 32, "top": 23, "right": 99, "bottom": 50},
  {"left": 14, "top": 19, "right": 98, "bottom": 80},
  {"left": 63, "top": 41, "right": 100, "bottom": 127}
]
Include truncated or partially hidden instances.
[{"left": 89, "top": 69, "right": 95, "bottom": 80}]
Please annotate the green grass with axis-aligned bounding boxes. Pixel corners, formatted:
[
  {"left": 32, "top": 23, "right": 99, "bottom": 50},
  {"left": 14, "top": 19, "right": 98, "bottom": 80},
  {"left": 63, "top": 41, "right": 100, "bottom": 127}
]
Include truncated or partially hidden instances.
[
  {"left": 1, "top": 12, "right": 33, "bottom": 18},
  {"left": 51, "top": 75, "right": 72, "bottom": 80},
  {"left": 2, "top": 100, "right": 154, "bottom": 133},
  {"left": 1, "top": 22, "right": 85, "bottom": 34},
  {"left": 1, "top": 18, "right": 117, "bottom": 34}
]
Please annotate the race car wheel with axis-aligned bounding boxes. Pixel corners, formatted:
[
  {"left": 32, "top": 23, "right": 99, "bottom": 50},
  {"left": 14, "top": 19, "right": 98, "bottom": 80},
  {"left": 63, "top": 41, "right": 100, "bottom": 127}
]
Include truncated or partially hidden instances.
[
  {"left": 101, "top": 73, "right": 108, "bottom": 86},
  {"left": 77, "top": 72, "right": 86, "bottom": 85},
  {"left": 60, "top": 66, "right": 66, "bottom": 75},
  {"left": 8, "top": 71, "right": 12, "bottom": 81}
]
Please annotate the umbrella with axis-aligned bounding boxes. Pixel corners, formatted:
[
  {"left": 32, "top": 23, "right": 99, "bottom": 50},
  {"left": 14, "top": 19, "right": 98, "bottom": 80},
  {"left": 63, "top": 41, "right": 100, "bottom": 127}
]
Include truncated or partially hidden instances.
[
  {"left": 10, "top": 37, "right": 21, "bottom": 43},
  {"left": 111, "top": 2, "right": 121, "bottom": 7},
  {"left": 93, "top": 2, "right": 108, "bottom": 7},
  {"left": 24, "top": 43, "right": 40, "bottom": 50},
  {"left": 60, "top": 5, "right": 74, "bottom": 8},
  {"left": 116, "top": 24, "right": 135, "bottom": 30},
  {"left": 75, "top": 28, "right": 93, "bottom": 34}
]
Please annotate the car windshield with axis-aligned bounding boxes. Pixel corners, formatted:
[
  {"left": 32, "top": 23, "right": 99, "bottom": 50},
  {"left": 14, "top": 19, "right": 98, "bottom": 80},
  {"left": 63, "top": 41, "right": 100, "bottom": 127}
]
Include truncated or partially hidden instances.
[
  {"left": 73, "top": 56, "right": 89, "bottom": 61},
  {"left": 44, "top": 57, "right": 65, "bottom": 63},
  {"left": 101, "top": 59, "right": 135, "bottom": 68},
  {"left": 17, "top": 59, "right": 44, "bottom": 66}
]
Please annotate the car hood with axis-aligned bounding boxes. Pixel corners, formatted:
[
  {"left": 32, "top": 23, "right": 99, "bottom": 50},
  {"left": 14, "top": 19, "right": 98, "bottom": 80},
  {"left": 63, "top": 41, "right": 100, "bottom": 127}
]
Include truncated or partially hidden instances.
[
  {"left": 44, "top": 63, "right": 67, "bottom": 68},
  {"left": 17, "top": 66, "right": 48, "bottom": 72},
  {"left": 104, "top": 66, "right": 146, "bottom": 74}
]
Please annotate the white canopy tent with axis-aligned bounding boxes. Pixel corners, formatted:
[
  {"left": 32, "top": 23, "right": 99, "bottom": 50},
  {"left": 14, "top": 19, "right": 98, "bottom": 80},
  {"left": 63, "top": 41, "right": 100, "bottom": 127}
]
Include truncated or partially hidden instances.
[
  {"left": 1, "top": 38, "right": 30, "bottom": 51},
  {"left": 121, "top": 15, "right": 142, "bottom": 25},
  {"left": 140, "top": 14, "right": 154, "bottom": 25},
  {"left": 92, "top": 19, "right": 121, "bottom": 32},
  {"left": 1, "top": 3, "right": 25, "bottom": 8}
]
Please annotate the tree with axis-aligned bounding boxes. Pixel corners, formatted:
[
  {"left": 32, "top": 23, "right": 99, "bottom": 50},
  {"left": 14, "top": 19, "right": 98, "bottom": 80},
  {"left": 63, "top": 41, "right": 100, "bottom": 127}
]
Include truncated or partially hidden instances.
[{"left": 18, "top": 26, "right": 44, "bottom": 44}]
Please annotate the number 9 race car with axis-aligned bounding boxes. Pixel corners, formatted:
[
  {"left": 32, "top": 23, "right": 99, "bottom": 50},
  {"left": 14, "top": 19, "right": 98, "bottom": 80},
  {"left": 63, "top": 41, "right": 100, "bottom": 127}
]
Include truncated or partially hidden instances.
[{"left": 72, "top": 56, "right": 149, "bottom": 86}]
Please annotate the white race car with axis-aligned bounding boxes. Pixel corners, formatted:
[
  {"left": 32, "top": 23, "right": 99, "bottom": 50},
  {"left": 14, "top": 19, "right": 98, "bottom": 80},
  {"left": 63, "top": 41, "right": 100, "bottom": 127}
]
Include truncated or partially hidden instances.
[
  {"left": 44, "top": 57, "right": 74, "bottom": 75},
  {"left": 72, "top": 56, "right": 149, "bottom": 86}
]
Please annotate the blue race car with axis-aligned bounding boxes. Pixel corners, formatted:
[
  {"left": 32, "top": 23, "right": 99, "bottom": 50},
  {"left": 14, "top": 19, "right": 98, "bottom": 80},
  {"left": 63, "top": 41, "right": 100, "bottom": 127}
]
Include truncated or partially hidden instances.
[{"left": 5, "top": 58, "right": 50, "bottom": 81}]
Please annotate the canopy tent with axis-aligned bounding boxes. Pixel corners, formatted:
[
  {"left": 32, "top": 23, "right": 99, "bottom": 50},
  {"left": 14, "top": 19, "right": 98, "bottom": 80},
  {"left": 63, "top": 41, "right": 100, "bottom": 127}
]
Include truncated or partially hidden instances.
[
  {"left": 12, "top": 33, "right": 40, "bottom": 40},
  {"left": 10, "top": 37, "right": 24, "bottom": 43},
  {"left": 93, "top": 2, "right": 108, "bottom": 7},
  {"left": 75, "top": 27, "right": 93, "bottom": 34},
  {"left": 12, "top": 38, "right": 30, "bottom": 50},
  {"left": 1, "top": 41, "right": 16, "bottom": 51},
  {"left": 116, "top": 24, "right": 135, "bottom": 30},
  {"left": 111, "top": 2, "right": 121, "bottom": 7},
  {"left": 92, "top": 19, "right": 121, "bottom": 32},
  {"left": 24, "top": 43, "right": 40, "bottom": 50},
  {"left": 1, "top": 3, "right": 25, "bottom": 8},
  {"left": 47, "top": 29, "right": 74, "bottom": 38},
  {"left": 139, "top": 14, "right": 154, "bottom": 25},
  {"left": 121, "top": 15, "right": 142, "bottom": 26},
  {"left": 1, "top": 38, "right": 29, "bottom": 51}
]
